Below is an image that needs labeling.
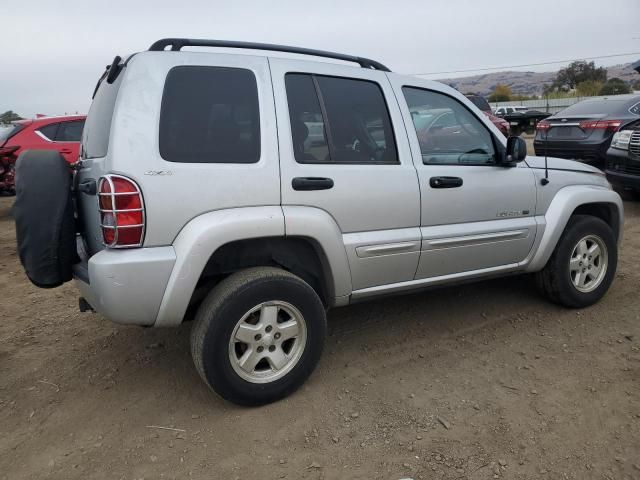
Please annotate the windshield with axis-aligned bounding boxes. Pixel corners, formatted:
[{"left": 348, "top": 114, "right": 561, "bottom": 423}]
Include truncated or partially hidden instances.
[{"left": 0, "top": 124, "right": 25, "bottom": 145}]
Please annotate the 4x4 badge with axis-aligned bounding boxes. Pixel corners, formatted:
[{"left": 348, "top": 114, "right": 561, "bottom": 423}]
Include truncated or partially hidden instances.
[{"left": 497, "top": 210, "right": 530, "bottom": 217}]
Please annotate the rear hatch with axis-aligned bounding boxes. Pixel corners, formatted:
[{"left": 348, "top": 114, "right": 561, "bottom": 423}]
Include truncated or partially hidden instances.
[{"left": 75, "top": 62, "right": 125, "bottom": 257}]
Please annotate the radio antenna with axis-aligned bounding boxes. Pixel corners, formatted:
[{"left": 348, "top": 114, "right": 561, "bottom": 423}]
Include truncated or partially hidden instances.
[{"left": 541, "top": 121, "right": 550, "bottom": 186}]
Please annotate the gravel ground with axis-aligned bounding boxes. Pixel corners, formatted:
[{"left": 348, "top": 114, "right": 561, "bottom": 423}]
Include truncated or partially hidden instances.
[{"left": 1, "top": 194, "right": 639, "bottom": 480}]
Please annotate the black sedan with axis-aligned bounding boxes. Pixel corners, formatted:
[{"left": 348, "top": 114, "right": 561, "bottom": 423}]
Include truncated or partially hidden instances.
[{"left": 534, "top": 94, "right": 640, "bottom": 166}]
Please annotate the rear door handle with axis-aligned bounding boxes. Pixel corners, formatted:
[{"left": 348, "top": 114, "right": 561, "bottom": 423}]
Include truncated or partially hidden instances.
[
  {"left": 292, "top": 177, "right": 334, "bottom": 191},
  {"left": 60, "top": 148, "right": 73, "bottom": 154},
  {"left": 430, "top": 176, "right": 463, "bottom": 188}
]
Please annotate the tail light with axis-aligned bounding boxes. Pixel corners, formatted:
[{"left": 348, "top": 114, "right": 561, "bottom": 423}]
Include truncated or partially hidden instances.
[
  {"left": 536, "top": 120, "right": 550, "bottom": 131},
  {"left": 98, "top": 175, "right": 145, "bottom": 248},
  {"left": 0, "top": 145, "right": 19, "bottom": 160},
  {"left": 578, "top": 119, "right": 623, "bottom": 131}
]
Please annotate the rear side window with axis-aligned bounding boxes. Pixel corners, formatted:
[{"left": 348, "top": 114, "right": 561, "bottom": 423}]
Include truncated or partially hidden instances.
[
  {"left": 38, "top": 123, "right": 59, "bottom": 141},
  {"left": 159, "top": 66, "right": 260, "bottom": 163},
  {"left": 56, "top": 120, "right": 84, "bottom": 142},
  {"left": 285, "top": 74, "right": 330, "bottom": 163},
  {"left": 285, "top": 73, "right": 398, "bottom": 164}
]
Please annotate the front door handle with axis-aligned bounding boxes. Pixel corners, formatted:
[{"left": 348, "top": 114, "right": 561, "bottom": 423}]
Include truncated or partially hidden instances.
[
  {"left": 292, "top": 177, "right": 334, "bottom": 191},
  {"left": 430, "top": 176, "right": 463, "bottom": 188}
]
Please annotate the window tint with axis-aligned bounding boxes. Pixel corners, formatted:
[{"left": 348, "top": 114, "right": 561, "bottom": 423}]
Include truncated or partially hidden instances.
[
  {"left": 403, "top": 87, "right": 496, "bottom": 165},
  {"left": 285, "top": 73, "right": 398, "bottom": 164},
  {"left": 38, "top": 123, "right": 58, "bottom": 141},
  {"left": 285, "top": 74, "right": 330, "bottom": 163},
  {"left": 160, "top": 66, "right": 260, "bottom": 163},
  {"left": 56, "top": 120, "right": 85, "bottom": 142}
]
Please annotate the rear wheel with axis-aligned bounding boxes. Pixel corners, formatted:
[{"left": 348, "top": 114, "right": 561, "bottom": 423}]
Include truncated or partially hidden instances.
[
  {"left": 536, "top": 215, "right": 617, "bottom": 308},
  {"left": 191, "top": 267, "right": 326, "bottom": 406}
]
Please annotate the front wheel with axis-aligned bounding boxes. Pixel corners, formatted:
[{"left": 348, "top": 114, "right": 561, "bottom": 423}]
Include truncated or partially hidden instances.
[
  {"left": 536, "top": 215, "right": 617, "bottom": 308},
  {"left": 191, "top": 267, "right": 326, "bottom": 406}
]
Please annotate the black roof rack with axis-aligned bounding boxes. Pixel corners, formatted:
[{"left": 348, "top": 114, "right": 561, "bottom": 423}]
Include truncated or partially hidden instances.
[{"left": 148, "top": 38, "right": 391, "bottom": 72}]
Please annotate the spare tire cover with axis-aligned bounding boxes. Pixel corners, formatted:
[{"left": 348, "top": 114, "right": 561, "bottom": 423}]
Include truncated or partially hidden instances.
[{"left": 13, "top": 150, "right": 77, "bottom": 288}]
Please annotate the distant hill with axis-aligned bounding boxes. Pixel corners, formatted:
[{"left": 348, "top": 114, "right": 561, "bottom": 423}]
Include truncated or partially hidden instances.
[{"left": 439, "top": 62, "right": 639, "bottom": 97}]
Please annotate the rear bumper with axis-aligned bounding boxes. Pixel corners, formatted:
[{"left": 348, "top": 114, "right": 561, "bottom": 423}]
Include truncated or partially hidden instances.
[
  {"left": 73, "top": 246, "right": 176, "bottom": 326},
  {"left": 533, "top": 139, "right": 608, "bottom": 163}
]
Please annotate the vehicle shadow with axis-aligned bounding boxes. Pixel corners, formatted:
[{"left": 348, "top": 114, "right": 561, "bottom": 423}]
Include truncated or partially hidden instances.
[{"left": 116, "top": 272, "right": 548, "bottom": 408}]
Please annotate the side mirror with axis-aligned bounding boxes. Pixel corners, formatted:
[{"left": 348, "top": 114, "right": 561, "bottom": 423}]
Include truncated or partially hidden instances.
[{"left": 504, "top": 136, "right": 527, "bottom": 164}]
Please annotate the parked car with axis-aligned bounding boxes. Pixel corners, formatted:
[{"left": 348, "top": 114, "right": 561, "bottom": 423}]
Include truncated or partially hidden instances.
[
  {"left": 494, "top": 105, "right": 530, "bottom": 116},
  {"left": 0, "top": 115, "right": 85, "bottom": 194},
  {"left": 605, "top": 118, "right": 640, "bottom": 196},
  {"left": 498, "top": 108, "right": 552, "bottom": 135},
  {"left": 534, "top": 95, "right": 640, "bottom": 165},
  {"left": 465, "top": 94, "right": 510, "bottom": 136},
  {"left": 14, "top": 38, "right": 623, "bottom": 406}
]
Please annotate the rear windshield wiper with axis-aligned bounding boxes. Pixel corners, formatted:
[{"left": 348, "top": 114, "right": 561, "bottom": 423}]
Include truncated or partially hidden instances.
[{"left": 91, "top": 56, "right": 122, "bottom": 99}]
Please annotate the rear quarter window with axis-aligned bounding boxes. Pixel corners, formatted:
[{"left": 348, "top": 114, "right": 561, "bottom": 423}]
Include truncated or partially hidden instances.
[{"left": 159, "top": 66, "right": 260, "bottom": 164}]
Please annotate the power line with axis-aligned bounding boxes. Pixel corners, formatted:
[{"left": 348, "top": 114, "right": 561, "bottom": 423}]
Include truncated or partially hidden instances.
[{"left": 408, "top": 52, "right": 640, "bottom": 77}]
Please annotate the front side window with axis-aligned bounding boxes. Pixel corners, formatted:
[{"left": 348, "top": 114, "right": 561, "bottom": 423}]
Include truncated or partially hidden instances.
[
  {"left": 285, "top": 73, "right": 398, "bottom": 164},
  {"left": 403, "top": 87, "right": 496, "bottom": 165},
  {"left": 160, "top": 66, "right": 260, "bottom": 163}
]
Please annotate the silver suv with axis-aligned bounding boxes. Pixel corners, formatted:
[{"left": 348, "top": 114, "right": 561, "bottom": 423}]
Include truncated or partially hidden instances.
[{"left": 14, "top": 39, "right": 623, "bottom": 405}]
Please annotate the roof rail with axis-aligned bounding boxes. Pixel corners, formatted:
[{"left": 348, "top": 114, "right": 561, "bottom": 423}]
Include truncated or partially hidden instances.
[{"left": 148, "top": 38, "right": 391, "bottom": 72}]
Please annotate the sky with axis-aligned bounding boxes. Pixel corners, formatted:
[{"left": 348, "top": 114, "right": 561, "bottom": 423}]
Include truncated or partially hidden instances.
[{"left": 2, "top": 0, "right": 639, "bottom": 118}]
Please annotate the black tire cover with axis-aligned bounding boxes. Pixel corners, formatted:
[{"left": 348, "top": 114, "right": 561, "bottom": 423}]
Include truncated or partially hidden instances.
[{"left": 13, "top": 150, "right": 78, "bottom": 288}]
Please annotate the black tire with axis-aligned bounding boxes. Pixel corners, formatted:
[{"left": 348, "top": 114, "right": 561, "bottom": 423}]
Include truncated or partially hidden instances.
[
  {"left": 190, "top": 267, "right": 326, "bottom": 406},
  {"left": 536, "top": 215, "right": 617, "bottom": 308}
]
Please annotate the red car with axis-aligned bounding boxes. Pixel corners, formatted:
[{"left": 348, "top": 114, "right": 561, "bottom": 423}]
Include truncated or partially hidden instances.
[
  {"left": 465, "top": 94, "right": 510, "bottom": 137},
  {"left": 0, "top": 114, "right": 86, "bottom": 194}
]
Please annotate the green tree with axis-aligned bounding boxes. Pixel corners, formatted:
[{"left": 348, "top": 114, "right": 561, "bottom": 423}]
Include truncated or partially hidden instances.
[
  {"left": 631, "top": 79, "right": 640, "bottom": 91},
  {"left": 488, "top": 84, "right": 512, "bottom": 102},
  {"left": 0, "top": 110, "right": 23, "bottom": 124},
  {"left": 552, "top": 61, "right": 607, "bottom": 91},
  {"left": 576, "top": 80, "right": 604, "bottom": 97},
  {"left": 599, "top": 78, "right": 631, "bottom": 96}
]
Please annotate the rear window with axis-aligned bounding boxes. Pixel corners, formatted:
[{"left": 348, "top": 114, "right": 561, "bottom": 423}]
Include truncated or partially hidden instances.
[
  {"left": 559, "top": 97, "right": 639, "bottom": 116},
  {"left": 82, "top": 72, "right": 123, "bottom": 159},
  {"left": 0, "top": 124, "right": 25, "bottom": 144},
  {"left": 159, "top": 66, "right": 260, "bottom": 164},
  {"left": 465, "top": 95, "right": 491, "bottom": 112}
]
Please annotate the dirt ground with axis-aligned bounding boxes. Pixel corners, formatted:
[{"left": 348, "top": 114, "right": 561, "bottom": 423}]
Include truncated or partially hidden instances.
[{"left": 1, "top": 193, "right": 639, "bottom": 480}]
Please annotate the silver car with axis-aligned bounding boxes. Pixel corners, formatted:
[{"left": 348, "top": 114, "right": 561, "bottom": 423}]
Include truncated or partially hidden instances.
[{"left": 14, "top": 38, "right": 623, "bottom": 406}]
